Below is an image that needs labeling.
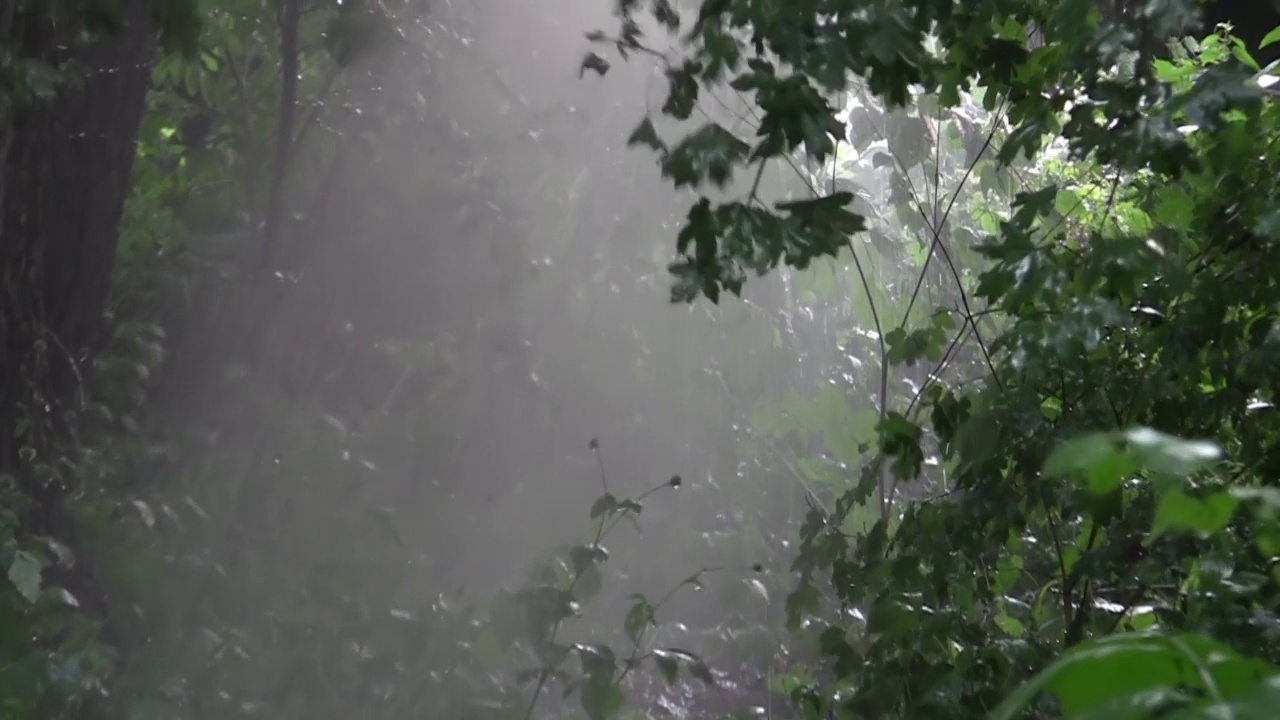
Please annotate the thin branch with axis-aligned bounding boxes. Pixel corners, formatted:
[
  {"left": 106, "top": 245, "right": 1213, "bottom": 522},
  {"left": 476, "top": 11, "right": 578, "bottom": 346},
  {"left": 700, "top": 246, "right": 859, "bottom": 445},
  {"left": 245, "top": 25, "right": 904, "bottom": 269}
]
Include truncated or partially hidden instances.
[
  {"left": 931, "top": 230, "right": 1003, "bottom": 390},
  {"left": 521, "top": 445, "right": 616, "bottom": 720},
  {"left": 845, "top": 237, "right": 891, "bottom": 518},
  {"left": 901, "top": 98, "right": 1005, "bottom": 325},
  {"left": 1041, "top": 493, "right": 1072, "bottom": 631}
]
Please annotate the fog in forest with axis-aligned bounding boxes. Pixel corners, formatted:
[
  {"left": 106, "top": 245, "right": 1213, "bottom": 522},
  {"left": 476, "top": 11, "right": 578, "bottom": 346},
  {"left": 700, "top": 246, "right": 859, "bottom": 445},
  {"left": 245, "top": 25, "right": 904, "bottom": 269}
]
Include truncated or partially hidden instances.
[
  {"left": 259, "top": 0, "right": 818, "bottom": 601},
  {"left": 6, "top": 0, "right": 1279, "bottom": 717},
  {"left": 160, "top": 0, "right": 958, "bottom": 667},
  {"left": 106, "top": 0, "right": 983, "bottom": 713}
]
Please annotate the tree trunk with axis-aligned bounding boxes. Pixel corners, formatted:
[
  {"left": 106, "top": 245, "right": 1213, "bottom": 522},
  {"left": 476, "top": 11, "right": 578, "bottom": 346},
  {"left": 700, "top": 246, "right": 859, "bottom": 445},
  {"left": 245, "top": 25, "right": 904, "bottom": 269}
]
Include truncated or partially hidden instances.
[
  {"left": 0, "top": 0, "right": 155, "bottom": 517},
  {"left": 261, "top": 0, "right": 301, "bottom": 269}
]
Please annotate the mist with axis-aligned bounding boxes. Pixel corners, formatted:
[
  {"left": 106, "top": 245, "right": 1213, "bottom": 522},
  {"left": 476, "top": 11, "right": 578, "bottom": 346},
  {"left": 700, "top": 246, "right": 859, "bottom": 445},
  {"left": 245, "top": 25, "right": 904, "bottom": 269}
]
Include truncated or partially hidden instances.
[
  {"left": 213, "top": 0, "right": 811, "bottom": 595},
  {"left": 4, "top": 0, "right": 1275, "bottom": 718},
  {"left": 154, "top": 0, "right": 843, "bottom": 710},
  {"left": 5, "top": 0, "right": 981, "bottom": 714},
  {"left": 142, "top": 1, "right": 963, "bottom": 709}
]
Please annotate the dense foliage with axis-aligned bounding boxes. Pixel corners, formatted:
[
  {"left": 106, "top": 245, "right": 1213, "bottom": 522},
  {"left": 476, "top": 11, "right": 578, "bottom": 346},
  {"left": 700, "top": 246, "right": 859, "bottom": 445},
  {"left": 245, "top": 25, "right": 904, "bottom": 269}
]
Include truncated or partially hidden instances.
[
  {"left": 586, "top": 0, "right": 1280, "bottom": 717},
  {"left": 2, "top": 0, "right": 1280, "bottom": 718}
]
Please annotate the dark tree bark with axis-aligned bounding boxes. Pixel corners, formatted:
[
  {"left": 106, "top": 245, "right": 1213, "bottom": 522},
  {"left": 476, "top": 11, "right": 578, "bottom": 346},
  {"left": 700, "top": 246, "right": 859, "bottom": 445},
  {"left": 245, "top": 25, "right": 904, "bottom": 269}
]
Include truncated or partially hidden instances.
[{"left": 0, "top": 0, "right": 155, "bottom": 520}]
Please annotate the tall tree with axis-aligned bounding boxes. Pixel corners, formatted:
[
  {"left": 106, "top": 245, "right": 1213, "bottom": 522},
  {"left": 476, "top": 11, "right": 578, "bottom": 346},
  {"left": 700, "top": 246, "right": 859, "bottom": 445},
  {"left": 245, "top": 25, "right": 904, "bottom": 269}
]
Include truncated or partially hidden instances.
[{"left": 0, "top": 0, "right": 162, "bottom": 613}]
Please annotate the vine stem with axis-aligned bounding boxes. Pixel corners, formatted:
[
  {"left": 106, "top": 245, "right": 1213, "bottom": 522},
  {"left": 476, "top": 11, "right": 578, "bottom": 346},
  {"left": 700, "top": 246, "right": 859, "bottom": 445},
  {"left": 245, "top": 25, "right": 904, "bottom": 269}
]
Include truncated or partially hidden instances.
[
  {"left": 520, "top": 447, "right": 685, "bottom": 720},
  {"left": 520, "top": 445, "right": 615, "bottom": 720}
]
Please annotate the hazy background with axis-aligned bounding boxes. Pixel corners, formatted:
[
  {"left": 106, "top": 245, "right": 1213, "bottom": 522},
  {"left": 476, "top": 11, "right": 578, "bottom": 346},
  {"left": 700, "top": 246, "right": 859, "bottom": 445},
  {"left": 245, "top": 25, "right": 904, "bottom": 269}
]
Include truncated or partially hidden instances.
[
  {"left": 145, "top": 0, "right": 829, "bottom": 630},
  {"left": 307, "top": 0, "right": 813, "bottom": 596},
  {"left": 11, "top": 0, "right": 1270, "bottom": 717}
]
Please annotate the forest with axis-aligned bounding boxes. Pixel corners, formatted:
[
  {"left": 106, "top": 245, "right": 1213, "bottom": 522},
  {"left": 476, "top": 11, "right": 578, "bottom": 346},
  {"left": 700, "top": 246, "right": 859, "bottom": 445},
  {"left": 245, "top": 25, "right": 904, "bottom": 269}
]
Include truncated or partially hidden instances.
[{"left": 2, "top": 0, "right": 1280, "bottom": 718}]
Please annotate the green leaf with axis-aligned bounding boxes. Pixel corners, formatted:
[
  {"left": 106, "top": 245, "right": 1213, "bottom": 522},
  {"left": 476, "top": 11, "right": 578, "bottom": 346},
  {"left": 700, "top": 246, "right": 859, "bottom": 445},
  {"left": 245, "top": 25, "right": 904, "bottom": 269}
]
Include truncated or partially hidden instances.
[
  {"left": 661, "top": 123, "right": 750, "bottom": 188},
  {"left": 1047, "top": 430, "right": 1221, "bottom": 493},
  {"left": 992, "top": 633, "right": 1277, "bottom": 720},
  {"left": 1123, "top": 428, "right": 1222, "bottom": 479},
  {"left": 662, "top": 60, "right": 701, "bottom": 120},
  {"left": 1054, "top": 188, "right": 1081, "bottom": 216},
  {"left": 1149, "top": 489, "right": 1238, "bottom": 541},
  {"left": 575, "top": 644, "right": 624, "bottom": 718},
  {"left": 653, "top": 651, "right": 679, "bottom": 685},
  {"left": 1045, "top": 433, "right": 1136, "bottom": 494},
  {"left": 785, "top": 579, "right": 821, "bottom": 629},
  {"left": 568, "top": 544, "right": 609, "bottom": 574},
  {"left": 1082, "top": 447, "right": 1140, "bottom": 496},
  {"left": 687, "top": 655, "right": 716, "bottom": 685},
  {"left": 579, "top": 679, "right": 624, "bottom": 720},
  {"left": 775, "top": 192, "right": 866, "bottom": 234},
  {"left": 574, "top": 643, "right": 617, "bottom": 680},
  {"left": 624, "top": 597, "right": 654, "bottom": 644},
  {"left": 1260, "top": 26, "right": 1280, "bottom": 49},
  {"left": 517, "top": 585, "right": 579, "bottom": 628},
  {"left": 7, "top": 551, "right": 44, "bottom": 603},
  {"left": 996, "top": 611, "right": 1025, "bottom": 637},
  {"left": 590, "top": 493, "right": 619, "bottom": 519},
  {"left": 885, "top": 326, "right": 947, "bottom": 365},
  {"left": 867, "top": 595, "right": 918, "bottom": 638},
  {"left": 653, "top": 648, "right": 715, "bottom": 685},
  {"left": 1186, "top": 676, "right": 1280, "bottom": 719},
  {"left": 1044, "top": 433, "right": 1116, "bottom": 480},
  {"left": 995, "top": 547, "right": 1024, "bottom": 593},
  {"left": 1152, "top": 185, "right": 1194, "bottom": 229},
  {"left": 817, "top": 626, "right": 858, "bottom": 678}
]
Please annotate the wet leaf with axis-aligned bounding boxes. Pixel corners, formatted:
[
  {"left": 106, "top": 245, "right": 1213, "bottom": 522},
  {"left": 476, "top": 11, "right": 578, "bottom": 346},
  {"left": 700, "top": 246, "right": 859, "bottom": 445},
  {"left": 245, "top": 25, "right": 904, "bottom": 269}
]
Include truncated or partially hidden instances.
[
  {"left": 580, "top": 52, "right": 611, "bottom": 77},
  {"left": 654, "top": 648, "right": 715, "bottom": 685},
  {"left": 992, "top": 633, "right": 1277, "bottom": 720},
  {"left": 590, "top": 493, "right": 619, "bottom": 519},
  {"left": 569, "top": 544, "right": 609, "bottom": 574},
  {"left": 7, "top": 551, "right": 44, "bottom": 603},
  {"left": 1123, "top": 428, "right": 1222, "bottom": 479},
  {"left": 653, "top": 651, "right": 679, "bottom": 684},
  {"left": 1149, "top": 489, "right": 1238, "bottom": 541},
  {"left": 624, "top": 597, "right": 655, "bottom": 645}
]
